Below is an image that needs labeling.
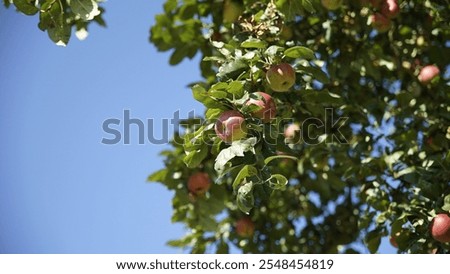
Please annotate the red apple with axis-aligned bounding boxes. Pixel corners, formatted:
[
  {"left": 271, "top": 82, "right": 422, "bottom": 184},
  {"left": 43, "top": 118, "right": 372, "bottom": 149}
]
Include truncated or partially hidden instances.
[
  {"left": 245, "top": 92, "right": 277, "bottom": 123},
  {"left": 380, "top": 0, "right": 399, "bottom": 19},
  {"left": 223, "top": 0, "right": 243, "bottom": 23},
  {"left": 321, "top": 0, "right": 343, "bottom": 10},
  {"left": 188, "top": 172, "right": 211, "bottom": 195},
  {"left": 418, "top": 65, "right": 440, "bottom": 84},
  {"left": 284, "top": 123, "right": 301, "bottom": 143},
  {"left": 371, "top": 13, "right": 392, "bottom": 33},
  {"left": 236, "top": 217, "right": 255, "bottom": 237},
  {"left": 430, "top": 213, "right": 450, "bottom": 243},
  {"left": 215, "top": 110, "right": 248, "bottom": 143},
  {"left": 266, "top": 63, "right": 296, "bottom": 92}
]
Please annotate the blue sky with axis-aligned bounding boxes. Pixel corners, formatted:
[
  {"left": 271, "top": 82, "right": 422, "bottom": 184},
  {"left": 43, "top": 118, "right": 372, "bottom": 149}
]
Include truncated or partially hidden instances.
[{"left": 0, "top": 1, "right": 394, "bottom": 254}]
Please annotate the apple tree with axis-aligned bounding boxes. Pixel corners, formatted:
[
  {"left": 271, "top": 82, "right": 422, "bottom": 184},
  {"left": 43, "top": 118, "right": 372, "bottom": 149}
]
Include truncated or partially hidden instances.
[
  {"left": 147, "top": 0, "right": 450, "bottom": 254},
  {"left": 6, "top": 0, "right": 450, "bottom": 253}
]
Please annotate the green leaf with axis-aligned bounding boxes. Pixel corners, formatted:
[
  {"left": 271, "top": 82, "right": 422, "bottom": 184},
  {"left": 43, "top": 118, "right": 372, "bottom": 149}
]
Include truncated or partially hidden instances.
[
  {"left": 277, "top": 0, "right": 303, "bottom": 21},
  {"left": 391, "top": 217, "right": 406, "bottom": 235},
  {"left": 68, "top": 0, "right": 100, "bottom": 21},
  {"left": 214, "top": 137, "right": 257, "bottom": 173},
  {"left": 284, "top": 46, "right": 315, "bottom": 60},
  {"left": 167, "top": 234, "right": 195, "bottom": 247},
  {"left": 358, "top": 211, "right": 376, "bottom": 230},
  {"left": 301, "top": 89, "right": 343, "bottom": 106},
  {"left": 191, "top": 84, "right": 222, "bottom": 108},
  {"left": 209, "top": 82, "right": 229, "bottom": 99},
  {"left": 217, "top": 59, "right": 247, "bottom": 80},
  {"left": 147, "top": 169, "right": 168, "bottom": 182},
  {"left": 13, "top": 0, "right": 38, "bottom": 15},
  {"left": 264, "top": 155, "right": 298, "bottom": 165},
  {"left": 394, "top": 166, "right": 415, "bottom": 178},
  {"left": 301, "top": 0, "right": 315, "bottom": 13},
  {"left": 268, "top": 174, "right": 288, "bottom": 190},
  {"left": 241, "top": 38, "right": 267, "bottom": 49},
  {"left": 179, "top": 3, "right": 197, "bottom": 20},
  {"left": 363, "top": 55, "right": 381, "bottom": 81},
  {"left": 384, "top": 151, "right": 404, "bottom": 171},
  {"left": 227, "top": 81, "right": 244, "bottom": 97},
  {"left": 216, "top": 240, "right": 229, "bottom": 254},
  {"left": 39, "top": 0, "right": 71, "bottom": 46},
  {"left": 232, "top": 165, "right": 258, "bottom": 191},
  {"left": 47, "top": 24, "right": 71, "bottom": 46},
  {"left": 198, "top": 194, "right": 225, "bottom": 215},
  {"left": 198, "top": 215, "right": 217, "bottom": 232},
  {"left": 183, "top": 144, "right": 209, "bottom": 168},
  {"left": 376, "top": 212, "right": 388, "bottom": 224},
  {"left": 93, "top": 7, "right": 106, "bottom": 26},
  {"left": 237, "top": 180, "right": 254, "bottom": 214},
  {"left": 442, "top": 194, "right": 450, "bottom": 211},
  {"left": 170, "top": 45, "right": 189, "bottom": 65},
  {"left": 211, "top": 40, "right": 225, "bottom": 49},
  {"left": 205, "top": 108, "right": 223, "bottom": 120},
  {"left": 203, "top": 56, "right": 224, "bottom": 63},
  {"left": 327, "top": 173, "right": 346, "bottom": 190},
  {"left": 210, "top": 82, "right": 228, "bottom": 91},
  {"left": 265, "top": 45, "right": 284, "bottom": 57},
  {"left": 365, "top": 229, "right": 382, "bottom": 254},
  {"left": 210, "top": 89, "right": 228, "bottom": 99},
  {"left": 163, "top": 0, "right": 177, "bottom": 13},
  {"left": 184, "top": 124, "right": 213, "bottom": 152},
  {"left": 296, "top": 65, "right": 330, "bottom": 84}
]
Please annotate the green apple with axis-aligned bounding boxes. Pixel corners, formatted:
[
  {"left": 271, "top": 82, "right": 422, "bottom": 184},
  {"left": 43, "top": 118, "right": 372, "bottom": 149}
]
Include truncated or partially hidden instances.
[
  {"left": 188, "top": 172, "right": 211, "bottom": 195},
  {"left": 215, "top": 110, "right": 247, "bottom": 143},
  {"left": 245, "top": 92, "right": 277, "bottom": 123},
  {"left": 321, "top": 0, "right": 343, "bottom": 10},
  {"left": 266, "top": 63, "right": 296, "bottom": 92}
]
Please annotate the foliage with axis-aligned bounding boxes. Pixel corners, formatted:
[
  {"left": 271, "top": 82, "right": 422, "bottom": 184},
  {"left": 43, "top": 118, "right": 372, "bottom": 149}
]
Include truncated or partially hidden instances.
[
  {"left": 5, "top": 0, "right": 106, "bottom": 46},
  {"left": 147, "top": 0, "right": 450, "bottom": 254},
  {"left": 6, "top": 0, "right": 450, "bottom": 254}
]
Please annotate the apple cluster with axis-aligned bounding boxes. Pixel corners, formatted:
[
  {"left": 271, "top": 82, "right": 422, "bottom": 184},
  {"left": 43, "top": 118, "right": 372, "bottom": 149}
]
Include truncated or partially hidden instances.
[{"left": 213, "top": 63, "right": 296, "bottom": 144}]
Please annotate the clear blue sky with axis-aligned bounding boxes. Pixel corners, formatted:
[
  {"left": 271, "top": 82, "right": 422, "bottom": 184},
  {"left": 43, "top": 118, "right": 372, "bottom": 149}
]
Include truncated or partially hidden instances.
[{"left": 0, "top": 0, "right": 395, "bottom": 254}]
